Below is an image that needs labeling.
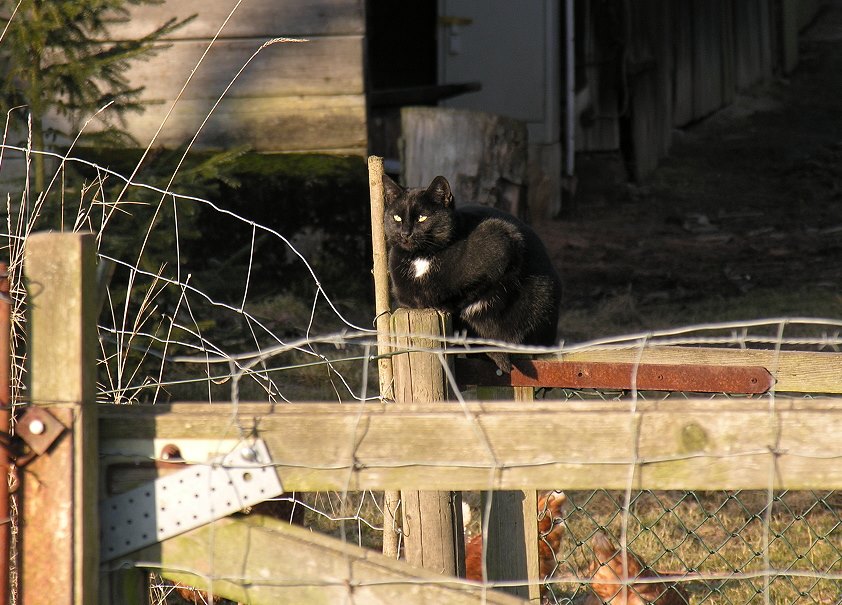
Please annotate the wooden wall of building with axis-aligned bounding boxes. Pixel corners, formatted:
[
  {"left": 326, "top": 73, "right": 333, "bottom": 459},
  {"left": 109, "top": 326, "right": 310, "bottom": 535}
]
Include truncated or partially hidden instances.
[
  {"left": 577, "top": 0, "right": 825, "bottom": 180},
  {"left": 104, "top": 0, "right": 367, "bottom": 154}
]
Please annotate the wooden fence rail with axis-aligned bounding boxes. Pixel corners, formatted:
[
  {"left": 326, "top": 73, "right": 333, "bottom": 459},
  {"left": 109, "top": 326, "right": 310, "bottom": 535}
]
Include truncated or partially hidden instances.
[
  {"left": 99, "top": 399, "right": 842, "bottom": 493},
  {"left": 16, "top": 232, "right": 842, "bottom": 605}
]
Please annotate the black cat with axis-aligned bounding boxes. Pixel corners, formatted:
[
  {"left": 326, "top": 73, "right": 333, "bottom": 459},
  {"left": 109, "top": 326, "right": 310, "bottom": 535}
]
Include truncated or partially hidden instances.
[{"left": 383, "top": 174, "right": 561, "bottom": 373}]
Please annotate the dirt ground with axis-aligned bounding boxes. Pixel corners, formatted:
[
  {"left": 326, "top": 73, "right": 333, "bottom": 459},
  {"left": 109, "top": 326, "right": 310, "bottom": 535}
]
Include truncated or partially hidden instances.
[{"left": 539, "top": 4, "right": 842, "bottom": 342}]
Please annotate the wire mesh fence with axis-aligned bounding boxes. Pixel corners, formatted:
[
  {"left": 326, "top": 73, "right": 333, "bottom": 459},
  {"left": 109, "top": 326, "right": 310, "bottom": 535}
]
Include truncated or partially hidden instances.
[
  {"left": 0, "top": 20, "right": 840, "bottom": 605},
  {"left": 3, "top": 137, "right": 842, "bottom": 604}
]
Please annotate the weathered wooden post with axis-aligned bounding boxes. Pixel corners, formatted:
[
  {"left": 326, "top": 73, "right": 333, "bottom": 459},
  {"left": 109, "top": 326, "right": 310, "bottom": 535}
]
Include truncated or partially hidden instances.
[
  {"left": 369, "top": 154, "right": 464, "bottom": 574},
  {"left": 22, "top": 233, "right": 98, "bottom": 604},
  {"left": 368, "top": 156, "right": 403, "bottom": 558},
  {"left": 390, "top": 308, "right": 464, "bottom": 576}
]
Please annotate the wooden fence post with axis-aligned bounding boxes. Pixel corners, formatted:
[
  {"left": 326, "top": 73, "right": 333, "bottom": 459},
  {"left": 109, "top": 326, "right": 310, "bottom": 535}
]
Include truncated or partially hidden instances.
[
  {"left": 22, "top": 233, "right": 98, "bottom": 604},
  {"left": 478, "top": 385, "right": 541, "bottom": 601},
  {"left": 390, "top": 308, "right": 464, "bottom": 576},
  {"left": 367, "top": 155, "right": 403, "bottom": 559}
]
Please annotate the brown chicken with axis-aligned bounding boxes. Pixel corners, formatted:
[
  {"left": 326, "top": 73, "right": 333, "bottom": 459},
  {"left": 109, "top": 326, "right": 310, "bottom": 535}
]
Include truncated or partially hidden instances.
[
  {"left": 465, "top": 490, "right": 567, "bottom": 583},
  {"left": 584, "top": 531, "right": 689, "bottom": 605}
]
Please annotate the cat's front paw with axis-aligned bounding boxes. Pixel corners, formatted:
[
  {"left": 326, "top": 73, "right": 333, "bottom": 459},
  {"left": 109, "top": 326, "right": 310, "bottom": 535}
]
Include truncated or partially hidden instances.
[{"left": 487, "top": 352, "right": 512, "bottom": 374}]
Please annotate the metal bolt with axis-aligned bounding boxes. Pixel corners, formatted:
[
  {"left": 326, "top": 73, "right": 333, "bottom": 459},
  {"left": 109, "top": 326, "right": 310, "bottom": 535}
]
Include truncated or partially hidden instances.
[
  {"left": 29, "top": 419, "right": 45, "bottom": 435},
  {"left": 240, "top": 446, "right": 257, "bottom": 462}
]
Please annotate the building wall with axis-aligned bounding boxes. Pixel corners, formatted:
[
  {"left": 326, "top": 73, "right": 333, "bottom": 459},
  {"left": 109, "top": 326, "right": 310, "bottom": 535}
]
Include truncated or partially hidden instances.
[
  {"left": 576, "top": 0, "right": 826, "bottom": 181},
  {"left": 105, "top": 0, "right": 367, "bottom": 154}
]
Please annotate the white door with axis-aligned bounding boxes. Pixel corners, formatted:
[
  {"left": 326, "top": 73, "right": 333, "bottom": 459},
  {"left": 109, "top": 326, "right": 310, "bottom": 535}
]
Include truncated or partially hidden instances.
[{"left": 437, "top": 0, "right": 561, "bottom": 146}]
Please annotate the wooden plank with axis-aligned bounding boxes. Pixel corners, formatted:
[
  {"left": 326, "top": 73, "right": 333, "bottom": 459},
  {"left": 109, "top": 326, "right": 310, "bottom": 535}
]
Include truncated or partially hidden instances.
[
  {"left": 123, "top": 94, "right": 367, "bottom": 153},
  {"left": 734, "top": 0, "right": 763, "bottom": 89},
  {"left": 108, "top": 0, "right": 365, "bottom": 40},
  {"left": 672, "top": 3, "right": 695, "bottom": 126},
  {"left": 720, "top": 0, "right": 735, "bottom": 106},
  {"left": 654, "top": 0, "right": 674, "bottom": 156},
  {"left": 759, "top": 0, "right": 774, "bottom": 80},
  {"left": 692, "top": 0, "right": 724, "bottom": 119},
  {"left": 23, "top": 233, "right": 98, "bottom": 604},
  {"left": 126, "top": 37, "right": 364, "bottom": 101},
  {"left": 780, "top": 0, "right": 801, "bottom": 73},
  {"left": 545, "top": 346, "right": 842, "bottom": 393},
  {"left": 483, "top": 387, "right": 541, "bottom": 601},
  {"left": 577, "top": 1, "right": 621, "bottom": 152},
  {"left": 126, "top": 515, "right": 526, "bottom": 605},
  {"left": 100, "top": 399, "right": 842, "bottom": 491}
]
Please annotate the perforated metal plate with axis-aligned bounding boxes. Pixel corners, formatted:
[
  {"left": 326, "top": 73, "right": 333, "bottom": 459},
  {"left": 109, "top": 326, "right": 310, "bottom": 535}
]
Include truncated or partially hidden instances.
[{"left": 100, "top": 439, "right": 282, "bottom": 561}]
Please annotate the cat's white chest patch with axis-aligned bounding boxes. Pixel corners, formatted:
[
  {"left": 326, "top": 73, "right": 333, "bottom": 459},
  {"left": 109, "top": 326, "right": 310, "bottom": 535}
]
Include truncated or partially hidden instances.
[{"left": 412, "top": 258, "right": 432, "bottom": 279}]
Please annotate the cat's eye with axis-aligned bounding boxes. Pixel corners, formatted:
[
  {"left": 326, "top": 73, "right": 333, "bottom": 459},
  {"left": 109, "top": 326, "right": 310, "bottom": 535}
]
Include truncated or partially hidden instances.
[
  {"left": 393, "top": 215, "right": 402, "bottom": 222},
  {"left": 417, "top": 215, "right": 428, "bottom": 223}
]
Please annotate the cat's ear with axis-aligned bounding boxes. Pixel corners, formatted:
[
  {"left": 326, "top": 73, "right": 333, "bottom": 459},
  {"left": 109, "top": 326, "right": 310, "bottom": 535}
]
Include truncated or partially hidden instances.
[
  {"left": 382, "top": 174, "right": 403, "bottom": 206},
  {"left": 427, "top": 176, "right": 454, "bottom": 207}
]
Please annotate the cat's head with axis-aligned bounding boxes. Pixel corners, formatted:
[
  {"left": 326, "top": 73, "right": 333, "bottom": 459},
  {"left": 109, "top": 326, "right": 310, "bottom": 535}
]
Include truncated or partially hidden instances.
[{"left": 382, "top": 175, "right": 456, "bottom": 252}]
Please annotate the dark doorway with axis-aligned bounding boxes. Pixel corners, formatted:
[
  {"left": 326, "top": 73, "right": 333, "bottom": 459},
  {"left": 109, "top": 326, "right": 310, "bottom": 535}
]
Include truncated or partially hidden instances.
[
  {"left": 366, "top": 1, "right": 437, "bottom": 91},
  {"left": 366, "top": 1, "right": 438, "bottom": 162}
]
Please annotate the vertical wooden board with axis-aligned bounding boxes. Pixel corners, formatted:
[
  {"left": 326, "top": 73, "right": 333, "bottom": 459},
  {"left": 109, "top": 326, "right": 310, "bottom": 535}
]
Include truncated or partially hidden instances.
[
  {"left": 692, "top": 0, "right": 724, "bottom": 119},
  {"left": 733, "top": 0, "right": 761, "bottom": 89},
  {"left": 655, "top": 0, "right": 674, "bottom": 157},
  {"left": 23, "top": 233, "right": 98, "bottom": 605},
  {"left": 483, "top": 490, "right": 534, "bottom": 600},
  {"left": 780, "top": 0, "right": 800, "bottom": 73},
  {"left": 629, "top": 69, "right": 659, "bottom": 181},
  {"left": 720, "top": 0, "right": 735, "bottom": 106},
  {"left": 759, "top": 0, "right": 774, "bottom": 80},
  {"left": 672, "top": 3, "right": 695, "bottom": 126},
  {"left": 626, "top": 0, "right": 662, "bottom": 182},
  {"left": 576, "top": 1, "right": 621, "bottom": 152},
  {"left": 480, "top": 387, "right": 540, "bottom": 600},
  {"left": 108, "top": 0, "right": 366, "bottom": 40}
]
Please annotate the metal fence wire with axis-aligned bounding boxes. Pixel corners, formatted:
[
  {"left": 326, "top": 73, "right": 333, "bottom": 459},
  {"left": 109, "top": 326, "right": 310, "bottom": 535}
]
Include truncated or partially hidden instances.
[
  {"left": 2, "top": 137, "right": 841, "bottom": 604},
  {"left": 540, "top": 488, "right": 841, "bottom": 604}
]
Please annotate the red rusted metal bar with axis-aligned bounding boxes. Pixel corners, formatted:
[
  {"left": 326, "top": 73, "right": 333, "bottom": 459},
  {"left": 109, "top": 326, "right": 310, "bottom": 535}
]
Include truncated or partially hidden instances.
[
  {"left": 456, "top": 358, "right": 773, "bottom": 394},
  {"left": 0, "top": 263, "right": 11, "bottom": 605}
]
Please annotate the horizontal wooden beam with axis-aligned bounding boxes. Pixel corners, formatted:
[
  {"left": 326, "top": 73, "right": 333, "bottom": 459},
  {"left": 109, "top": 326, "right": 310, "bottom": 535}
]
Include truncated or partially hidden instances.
[
  {"left": 541, "top": 346, "right": 842, "bottom": 393},
  {"left": 121, "top": 94, "right": 367, "bottom": 153},
  {"left": 110, "top": 0, "right": 364, "bottom": 41},
  {"left": 127, "top": 37, "right": 364, "bottom": 101},
  {"left": 126, "top": 515, "right": 525, "bottom": 605},
  {"left": 100, "top": 399, "right": 842, "bottom": 491}
]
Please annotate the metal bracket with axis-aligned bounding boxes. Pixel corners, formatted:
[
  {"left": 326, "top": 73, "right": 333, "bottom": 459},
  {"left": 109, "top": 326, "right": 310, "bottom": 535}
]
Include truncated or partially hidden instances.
[
  {"left": 456, "top": 358, "right": 774, "bottom": 394},
  {"left": 100, "top": 438, "right": 283, "bottom": 561},
  {"left": 16, "top": 407, "right": 65, "bottom": 456}
]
